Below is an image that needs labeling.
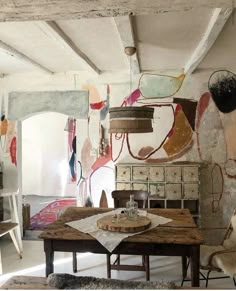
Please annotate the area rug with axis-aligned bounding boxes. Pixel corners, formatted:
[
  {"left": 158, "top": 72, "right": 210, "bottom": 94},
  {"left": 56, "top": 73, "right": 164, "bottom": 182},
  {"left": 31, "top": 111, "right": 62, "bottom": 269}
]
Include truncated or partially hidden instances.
[
  {"left": 47, "top": 273, "right": 176, "bottom": 289},
  {"left": 29, "top": 198, "right": 76, "bottom": 230}
]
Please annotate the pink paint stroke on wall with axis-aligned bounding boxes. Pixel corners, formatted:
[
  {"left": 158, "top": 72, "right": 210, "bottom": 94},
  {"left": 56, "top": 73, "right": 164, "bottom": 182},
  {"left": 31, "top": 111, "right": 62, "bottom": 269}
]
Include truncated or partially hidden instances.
[
  {"left": 195, "top": 92, "right": 211, "bottom": 160},
  {"left": 223, "top": 110, "right": 236, "bottom": 179}
]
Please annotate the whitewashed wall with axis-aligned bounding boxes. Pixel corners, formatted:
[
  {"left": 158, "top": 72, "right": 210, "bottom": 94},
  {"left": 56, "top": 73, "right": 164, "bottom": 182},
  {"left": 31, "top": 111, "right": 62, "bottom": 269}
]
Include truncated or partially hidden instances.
[{"left": 21, "top": 112, "right": 75, "bottom": 196}]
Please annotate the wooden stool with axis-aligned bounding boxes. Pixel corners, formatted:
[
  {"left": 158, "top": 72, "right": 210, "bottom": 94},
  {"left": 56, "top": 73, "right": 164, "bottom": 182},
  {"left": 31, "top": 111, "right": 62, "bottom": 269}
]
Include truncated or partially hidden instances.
[{"left": 0, "top": 191, "right": 23, "bottom": 274}]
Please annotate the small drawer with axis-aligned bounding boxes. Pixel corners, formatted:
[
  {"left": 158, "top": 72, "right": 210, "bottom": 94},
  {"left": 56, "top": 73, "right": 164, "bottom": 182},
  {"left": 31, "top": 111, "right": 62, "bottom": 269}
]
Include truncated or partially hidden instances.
[
  {"left": 149, "top": 183, "right": 165, "bottom": 198},
  {"left": 183, "top": 166, "right": 199, "bottom": 182},
  {"left": 132, "top": 183, "right": 148, "bottom": 191},
  {"left": 149, "top": 166, "right": 165, "bottom": 182},
  {"left": 116, "top": 166, "right": 131, "bottom": 181},
  {"left": 166, "top": 167, "right": 181, "bottom": 182},
  {"left": 132, "top": 166, "right": 148, "bottom": 181},
  {"left": 166, "top": 183, "right": 182, "bottom": 199},
  {"left": 116, "top": 183, "right": 131, "bottom": 190},
  {"left": 183, "top": 183, "right": 199, "bottom": 199}
]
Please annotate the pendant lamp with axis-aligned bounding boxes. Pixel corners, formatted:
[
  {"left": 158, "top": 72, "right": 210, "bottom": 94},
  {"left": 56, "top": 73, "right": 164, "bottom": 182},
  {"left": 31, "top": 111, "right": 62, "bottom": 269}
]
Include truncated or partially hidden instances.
[{"left": 109, "top": 47, "right": 154, "bottom": 133}]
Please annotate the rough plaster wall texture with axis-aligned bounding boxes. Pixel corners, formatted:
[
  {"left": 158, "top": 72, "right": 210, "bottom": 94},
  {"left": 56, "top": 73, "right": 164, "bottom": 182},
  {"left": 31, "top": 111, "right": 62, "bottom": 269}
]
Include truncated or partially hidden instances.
[
  {"left": 192, "top": 73, "right": 236, "bottom": 244},
  {"left": 201, "top": 229, "right": 225, "bottom": 246},
  {"left": 197, "top": 101, "right": 227, "bottom": 164},
  {"left": 8, "top": 90, "right": 89, "bottom": 120},
  {"left": 199, "top": 165, "right": 229, "bottom": 245}
]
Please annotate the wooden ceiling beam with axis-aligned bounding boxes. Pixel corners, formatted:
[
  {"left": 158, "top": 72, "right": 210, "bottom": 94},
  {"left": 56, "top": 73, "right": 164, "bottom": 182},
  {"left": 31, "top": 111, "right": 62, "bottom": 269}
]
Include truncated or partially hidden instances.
[
  {"left": 0, "top": 40, "right": 53, "bottom": 74},
  {"left": 0, "top": 1, "right": 235, "bottom": 22},
  {"left": 114, "top": 15, "right": 140, "bottom": 74},
  {"left": 184, "top": 7, "right": 232, "bottom": 75},
  {"left": 41, "top": 21, "right": 100, "bottom": 74}
]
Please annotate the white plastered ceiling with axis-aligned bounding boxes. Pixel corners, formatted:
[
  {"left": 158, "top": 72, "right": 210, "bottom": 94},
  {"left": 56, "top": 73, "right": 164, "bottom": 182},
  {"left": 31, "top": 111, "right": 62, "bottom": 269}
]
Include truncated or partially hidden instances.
[{"left": 0, "top": 1, "right": 235, "bottom": 75}]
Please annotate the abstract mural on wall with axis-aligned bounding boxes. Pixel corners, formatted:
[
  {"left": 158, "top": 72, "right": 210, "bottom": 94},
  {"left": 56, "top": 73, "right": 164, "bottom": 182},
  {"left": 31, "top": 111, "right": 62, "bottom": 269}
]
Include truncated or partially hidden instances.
[
  {"left": 222, "top": 110, "right": 236, "bottom": 179},
  {"left": 78, "top": 84, "right": 113, "bottom": 207},
  {"left": 208, "top": 70, "right": 236, "bottom": 113},
  {"left": 66, "top": 118, "right": 77, "bottom": 183},
  {"left": 10, "top": 136, "right": 17, "bottom": 166},
  {"left": 209, "top": 163, "right": 224, "bottom": 213},
  {"left": 195, "top": 69, "right": 236, "bottom": 213},
  {"left": 0, "top": 97, "right": 8, "bottom": 150},
  {"left": 139, "top": 73, "right": 185, "bottom": 98},
  {"left": 111, "top": 72, "right": 197, "bottom": 163},
  {"left": 195, "top": 91, "right": 226, "bottom": 212},
  {"left": 207, "top": 70, "right": 236, "bottom": 180},
  {"left": 208, "top": 70, "right": 236, "bottom": 179},
  {"left": 78, "top": 70, "right": 236, "bottom": 212},
  {"left": 0, "top": 96, "right": 17, "bottom": 165}
]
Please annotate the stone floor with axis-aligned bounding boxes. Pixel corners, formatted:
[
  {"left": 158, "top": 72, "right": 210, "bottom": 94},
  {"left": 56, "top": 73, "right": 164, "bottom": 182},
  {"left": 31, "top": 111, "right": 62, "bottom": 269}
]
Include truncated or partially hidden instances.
[{"left": 0, "top": 237, "right": 235, "bottom": 289}]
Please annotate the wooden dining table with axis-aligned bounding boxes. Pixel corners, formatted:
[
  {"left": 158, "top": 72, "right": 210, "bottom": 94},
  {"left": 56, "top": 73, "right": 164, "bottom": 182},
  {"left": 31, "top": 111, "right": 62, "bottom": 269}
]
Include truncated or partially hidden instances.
[{"left": 39, "top": 207, "right": 203, "bottom": 287}]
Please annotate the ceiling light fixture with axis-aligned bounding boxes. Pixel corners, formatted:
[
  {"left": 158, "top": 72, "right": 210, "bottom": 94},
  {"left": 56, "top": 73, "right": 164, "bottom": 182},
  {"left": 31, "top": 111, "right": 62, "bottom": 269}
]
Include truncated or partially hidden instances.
[{"left": 109, "top": 47, "right": 154, "bottom": 133}]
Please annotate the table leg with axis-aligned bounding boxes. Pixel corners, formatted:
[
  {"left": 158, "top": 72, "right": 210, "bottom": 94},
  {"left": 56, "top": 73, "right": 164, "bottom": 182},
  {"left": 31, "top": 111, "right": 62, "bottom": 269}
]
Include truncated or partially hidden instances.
[
  {"left": 45, "top": 240, "right": 54, "bottom": 277},
  {"left": 182, "top": 256, "right": 187, "bottom": 279},
  {"left": 106, "top": 254, "right": 111, "bottom": 279},
  {"left": 190, "top": 245, "right": 200, "bottom": 287},
  {"left": 0, "top": 247, "right": 2, "bottom": 275},
  {"left": 73, "top": 252, "right": 77, "bottom": 273},
  {"left": 144, "top": 255, "right": 150, "bottom": 281}
]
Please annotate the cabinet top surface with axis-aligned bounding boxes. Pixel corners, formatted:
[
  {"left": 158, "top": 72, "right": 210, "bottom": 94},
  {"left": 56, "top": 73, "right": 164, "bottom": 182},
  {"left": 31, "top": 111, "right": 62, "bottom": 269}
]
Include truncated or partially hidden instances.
[{"left": 116, "top": 162, "right": 202, "bottom": 167}]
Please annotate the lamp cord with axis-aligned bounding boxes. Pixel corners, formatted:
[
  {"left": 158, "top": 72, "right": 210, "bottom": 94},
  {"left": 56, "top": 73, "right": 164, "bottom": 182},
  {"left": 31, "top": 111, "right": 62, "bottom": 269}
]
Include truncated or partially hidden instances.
[
  {"left": 129, "top": 54, "right": 132, "bottom": 95},
  {"left": 232, "top": 0, "right": 234, "bottom": 25}
]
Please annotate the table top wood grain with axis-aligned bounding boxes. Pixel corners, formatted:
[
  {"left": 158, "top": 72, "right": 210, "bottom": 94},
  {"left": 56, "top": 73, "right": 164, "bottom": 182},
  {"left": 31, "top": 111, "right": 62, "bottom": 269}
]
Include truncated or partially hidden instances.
[{"left": 39, "top": 207, "right": 203, "bottom": 245}]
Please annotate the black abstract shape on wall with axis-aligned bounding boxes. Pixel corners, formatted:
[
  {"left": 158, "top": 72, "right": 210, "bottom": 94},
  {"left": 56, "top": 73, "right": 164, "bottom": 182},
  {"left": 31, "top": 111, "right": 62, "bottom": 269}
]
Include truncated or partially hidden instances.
[
  {"left": 173, "top": 98, "right": 198, "bottom": 131},
  {"left": 208, "top": 70, "right": 236, "bottom": 113}
]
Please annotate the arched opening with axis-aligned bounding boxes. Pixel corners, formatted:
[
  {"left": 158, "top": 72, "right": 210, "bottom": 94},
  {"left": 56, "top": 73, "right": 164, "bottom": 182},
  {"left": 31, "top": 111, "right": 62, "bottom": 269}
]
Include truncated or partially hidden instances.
[{"left": 21, "top": 112, "right": 78, "bottom": 236}]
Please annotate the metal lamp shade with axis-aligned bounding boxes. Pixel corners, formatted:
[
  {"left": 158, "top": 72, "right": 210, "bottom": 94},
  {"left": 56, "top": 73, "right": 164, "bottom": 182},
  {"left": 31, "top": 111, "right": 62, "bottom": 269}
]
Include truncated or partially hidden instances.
[{"left": 109, "top": 106, "right": 154, "bottom": 133}]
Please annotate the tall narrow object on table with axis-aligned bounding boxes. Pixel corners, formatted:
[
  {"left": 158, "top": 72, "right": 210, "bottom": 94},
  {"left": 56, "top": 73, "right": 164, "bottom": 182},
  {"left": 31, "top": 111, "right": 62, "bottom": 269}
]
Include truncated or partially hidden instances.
[{"left": 126, "top": 194, "right": 138, "bottom": 220}]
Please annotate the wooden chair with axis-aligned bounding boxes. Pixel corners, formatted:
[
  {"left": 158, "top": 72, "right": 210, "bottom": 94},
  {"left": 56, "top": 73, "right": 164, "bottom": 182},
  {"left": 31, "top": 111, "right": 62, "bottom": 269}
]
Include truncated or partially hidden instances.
[
  {"left": 106, "top": 190, "right": 150, "bottom": 281},
  {"left": 181, "top": 209, "right": 236, "bottom": 287},
  {"left": 72, "top": 190, "right": 108, "bottom": 273}
]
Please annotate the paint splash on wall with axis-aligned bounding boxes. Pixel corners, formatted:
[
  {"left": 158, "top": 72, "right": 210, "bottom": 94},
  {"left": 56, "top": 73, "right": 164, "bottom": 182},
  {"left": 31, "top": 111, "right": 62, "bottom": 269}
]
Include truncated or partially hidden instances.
[
  {"left": 139, "top": 73, "right": 185, "bottom": 98},
  {"left": 208, "top": 70, "right": 236, "bottom": 113}
]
